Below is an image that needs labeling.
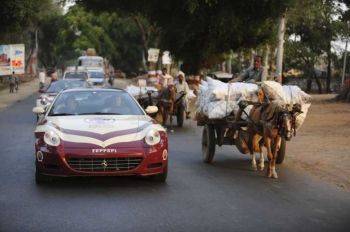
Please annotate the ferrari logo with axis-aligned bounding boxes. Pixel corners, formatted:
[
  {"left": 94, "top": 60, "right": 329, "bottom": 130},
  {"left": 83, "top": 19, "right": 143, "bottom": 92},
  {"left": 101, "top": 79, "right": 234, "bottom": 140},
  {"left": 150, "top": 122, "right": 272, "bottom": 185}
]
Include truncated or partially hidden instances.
[{"left": 101, "top": 160, "right": 108, "bottom": 168}]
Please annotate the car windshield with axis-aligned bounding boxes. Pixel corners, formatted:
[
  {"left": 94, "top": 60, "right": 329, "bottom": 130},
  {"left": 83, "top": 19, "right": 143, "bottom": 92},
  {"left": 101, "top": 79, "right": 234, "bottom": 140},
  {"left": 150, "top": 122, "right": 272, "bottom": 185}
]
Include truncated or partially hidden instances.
[
  {"left": 64, "top": 72, "right": 88, "bottom": 79},
  {"left": 48, "top": 91, "right": 144, "bottom": 116},
  {"left": 89, "top": 71, "right": 104, "bottom": 79},
  {"left": 46, "top": 80, "right": 90, "bottom": 93}
]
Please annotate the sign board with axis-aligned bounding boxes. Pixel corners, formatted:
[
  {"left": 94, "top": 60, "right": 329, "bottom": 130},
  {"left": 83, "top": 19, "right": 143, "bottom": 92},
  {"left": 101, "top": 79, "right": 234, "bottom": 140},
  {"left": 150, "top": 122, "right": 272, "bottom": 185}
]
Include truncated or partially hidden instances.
[
  {"left": 147, "top": 48, "right": 160, "bottom": 63},
  {"left": 0, "top": 44, "right": 25, "bottom": 76},
  {"left": 162, "top": 51, "right": 172, "bottom": 64},
  {"left": 11, "top": 44, "right": 25, "bottom": 74},
  {"left": 138, "top": 79, "right": 147, "bottom": 87}
]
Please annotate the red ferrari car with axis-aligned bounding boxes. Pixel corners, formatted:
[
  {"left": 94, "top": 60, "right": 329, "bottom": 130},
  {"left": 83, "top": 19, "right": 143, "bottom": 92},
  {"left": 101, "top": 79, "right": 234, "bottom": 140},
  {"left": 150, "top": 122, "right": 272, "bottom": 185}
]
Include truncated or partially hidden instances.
[{"left": 33, "top": 88, "right": 168, "bottom": 183}]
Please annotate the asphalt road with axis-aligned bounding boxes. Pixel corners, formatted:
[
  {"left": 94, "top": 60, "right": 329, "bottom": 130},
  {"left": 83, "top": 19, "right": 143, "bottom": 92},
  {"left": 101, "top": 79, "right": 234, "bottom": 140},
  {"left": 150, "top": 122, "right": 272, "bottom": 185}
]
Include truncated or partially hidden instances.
[{"left": 0, "top": 94, "right": 349, "bottom": 232}]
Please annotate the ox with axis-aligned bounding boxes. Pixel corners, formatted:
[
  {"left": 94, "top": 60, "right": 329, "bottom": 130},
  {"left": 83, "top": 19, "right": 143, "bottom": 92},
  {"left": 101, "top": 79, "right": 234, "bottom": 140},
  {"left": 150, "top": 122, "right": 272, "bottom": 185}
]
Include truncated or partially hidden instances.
[
  {"left": 157, "top": 85, "right": 176, "bottom": 127},
  {"left": 243, "top": 88, "right": 301, "bottom": 178}
]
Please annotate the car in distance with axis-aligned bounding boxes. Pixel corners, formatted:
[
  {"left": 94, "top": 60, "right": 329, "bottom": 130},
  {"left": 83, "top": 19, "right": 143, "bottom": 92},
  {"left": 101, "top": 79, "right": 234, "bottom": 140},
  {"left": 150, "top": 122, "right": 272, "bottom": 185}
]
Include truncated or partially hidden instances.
[
  {"left": 62, "top": 66, "right": 89, "bottom": 80},
  {"left": 86, "top": 67, "right": 106, "bottom": 86},
  {"left": 36, "top": 79, "right": 91, "bottom": 108},
  {"left": 33, "top": 89, "right": 168, "bottom": 183}
]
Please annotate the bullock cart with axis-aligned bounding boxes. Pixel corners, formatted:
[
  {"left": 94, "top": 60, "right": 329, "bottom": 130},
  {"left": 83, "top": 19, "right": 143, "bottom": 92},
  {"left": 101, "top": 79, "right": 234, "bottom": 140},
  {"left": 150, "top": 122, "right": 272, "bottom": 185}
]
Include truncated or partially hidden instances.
[{"left": 196, "top": 109, "right": 286, "bottom": 164}]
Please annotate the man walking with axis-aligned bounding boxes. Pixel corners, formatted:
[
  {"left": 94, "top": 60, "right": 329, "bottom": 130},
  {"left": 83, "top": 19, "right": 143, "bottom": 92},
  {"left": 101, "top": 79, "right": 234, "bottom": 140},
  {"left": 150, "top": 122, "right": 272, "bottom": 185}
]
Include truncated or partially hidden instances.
[
  {"left": 175, "top": 71, "right": 191, "bottom": 119},
  {"left": 9, "top": 72, "right": 16, "bottom": 93}
]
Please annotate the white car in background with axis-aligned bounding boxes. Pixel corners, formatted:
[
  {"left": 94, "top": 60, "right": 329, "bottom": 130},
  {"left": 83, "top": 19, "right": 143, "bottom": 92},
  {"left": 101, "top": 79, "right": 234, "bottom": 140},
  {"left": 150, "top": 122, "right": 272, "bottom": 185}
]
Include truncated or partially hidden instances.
[
  {"left": 86, "top": 67, "right": 106, "bottom": 86},
  {"left": 62, "top": 66, "right": 89, "bottom": 80}
]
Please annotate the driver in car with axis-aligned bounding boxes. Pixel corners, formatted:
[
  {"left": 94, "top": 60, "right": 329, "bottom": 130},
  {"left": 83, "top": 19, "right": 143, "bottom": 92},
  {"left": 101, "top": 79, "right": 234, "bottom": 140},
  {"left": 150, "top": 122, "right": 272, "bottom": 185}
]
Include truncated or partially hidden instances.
[
  {"left": 103, "top": 95, "right": 132, "bottom": 115},
  {"left": 54, "top": 98, "right": 79, "bottom": 114}
]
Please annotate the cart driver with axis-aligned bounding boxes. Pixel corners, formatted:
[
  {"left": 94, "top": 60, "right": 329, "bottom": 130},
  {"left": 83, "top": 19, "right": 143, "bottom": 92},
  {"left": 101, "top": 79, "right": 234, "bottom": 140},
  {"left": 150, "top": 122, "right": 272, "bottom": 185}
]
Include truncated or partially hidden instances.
[{"left": 230, "top": 55, "right": 268, "bottom": 83}]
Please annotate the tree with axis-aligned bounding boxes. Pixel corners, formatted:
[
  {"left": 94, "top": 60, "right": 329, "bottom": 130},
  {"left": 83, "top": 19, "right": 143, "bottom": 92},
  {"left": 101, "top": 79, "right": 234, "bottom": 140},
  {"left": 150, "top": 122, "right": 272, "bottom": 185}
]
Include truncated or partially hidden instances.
[
  {"left": 285, "top": 0, "right": 345, "bottom": 93},
  {"left": 78, "top": 0, "right": 294, "bottom": 74}
]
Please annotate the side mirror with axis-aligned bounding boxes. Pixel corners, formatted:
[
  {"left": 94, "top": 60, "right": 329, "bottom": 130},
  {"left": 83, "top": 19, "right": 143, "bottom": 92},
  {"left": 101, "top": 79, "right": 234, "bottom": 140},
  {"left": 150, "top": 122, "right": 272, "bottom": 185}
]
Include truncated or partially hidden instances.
[
  {"left": 145, "top": 106, "right": 158, "bottom": 115},
  {"left": 32, "top": 106, "right": 45, "bottom": 114}
]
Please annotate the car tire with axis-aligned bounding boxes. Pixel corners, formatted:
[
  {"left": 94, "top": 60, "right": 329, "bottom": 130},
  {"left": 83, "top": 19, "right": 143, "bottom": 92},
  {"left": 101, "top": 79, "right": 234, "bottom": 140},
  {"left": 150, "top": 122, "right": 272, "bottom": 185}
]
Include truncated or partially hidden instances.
[
  {"left": 151, "top": 165, "right": 167, "bottom": 182},
  {"left": 35, "top": 169, "right": 53, "bottom": 184}
]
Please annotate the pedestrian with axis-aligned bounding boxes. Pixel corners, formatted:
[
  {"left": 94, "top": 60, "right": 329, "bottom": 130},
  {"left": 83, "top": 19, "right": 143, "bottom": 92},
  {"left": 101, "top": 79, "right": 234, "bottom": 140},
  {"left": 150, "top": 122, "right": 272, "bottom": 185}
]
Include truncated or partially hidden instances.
[
  {"left": 14, "top": 73, "right": 19, "bottom": 92},
  {"left": 39, "top": 71, "right": 46, "bottom": 90},
  {"left": 108, "top": 71, "right": 114, "bottom": 87},
  {"left": 160, "top": 68, "right": 174, "bottom": 87},
  {"left": 50, "top": 71, "right": 58, "bottom": 83},
  {"left": 9, "top": 72, "right": 16, "bottom": 93},
  {"left": 175, "top": 71, "right": 191, "bottom": 119}
]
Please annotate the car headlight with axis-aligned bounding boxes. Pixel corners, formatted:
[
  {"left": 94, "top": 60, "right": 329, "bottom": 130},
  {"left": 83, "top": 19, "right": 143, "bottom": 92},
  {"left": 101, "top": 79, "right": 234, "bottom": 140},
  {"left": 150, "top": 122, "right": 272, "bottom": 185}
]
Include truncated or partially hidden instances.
[
  {"left": 145, "top": 129, "right": 161, "bottom": 146},
  {"left": 44, "top": 130, "right": 60, "bottom": 146}
]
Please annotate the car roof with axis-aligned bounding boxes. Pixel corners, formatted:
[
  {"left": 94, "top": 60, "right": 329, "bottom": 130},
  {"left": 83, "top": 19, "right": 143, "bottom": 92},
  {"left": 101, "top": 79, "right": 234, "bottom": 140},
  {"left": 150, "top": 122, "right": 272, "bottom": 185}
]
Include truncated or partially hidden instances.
[{"left": 65, "top": 66, "right": 86, "bottom": 71}]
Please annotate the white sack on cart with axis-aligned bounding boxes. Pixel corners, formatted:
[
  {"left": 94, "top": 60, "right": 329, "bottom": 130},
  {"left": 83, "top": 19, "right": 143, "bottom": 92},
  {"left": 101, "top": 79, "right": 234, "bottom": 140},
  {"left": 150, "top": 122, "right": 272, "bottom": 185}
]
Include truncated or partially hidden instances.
[
  {"left": 295, "top": 103, "right": 311, "bottom": 130},
  {"left": 282, "top": 85, "right": 311, "bottom": 105},
  {"left": 206, "top": 77, "right": 258, "bottom": 101},
  {"left": 261, "top": 81, "right": 285, "bottom": 101},
  {"left": 207, "top": 101, "right": 239, "bottom": 119},
  {"left": 125, "top": 85, "right": 158, "bottom": 97}
]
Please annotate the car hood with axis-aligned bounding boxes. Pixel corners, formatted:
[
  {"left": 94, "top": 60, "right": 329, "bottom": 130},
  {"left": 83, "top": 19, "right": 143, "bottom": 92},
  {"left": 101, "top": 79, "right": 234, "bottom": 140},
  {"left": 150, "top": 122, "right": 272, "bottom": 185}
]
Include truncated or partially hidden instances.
[{"left": 35, "top": 115, "right": 165, "bottom": 148}]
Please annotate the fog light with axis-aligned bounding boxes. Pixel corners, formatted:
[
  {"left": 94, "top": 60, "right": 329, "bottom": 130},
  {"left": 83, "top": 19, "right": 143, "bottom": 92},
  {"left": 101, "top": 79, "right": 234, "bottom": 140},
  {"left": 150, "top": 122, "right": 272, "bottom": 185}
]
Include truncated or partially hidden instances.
[
  {"left": 36, "top": 151, "right": 44, "bottom": 162},
  {"left": 162, "top": 149, "right": 168, "bottom": 161}
]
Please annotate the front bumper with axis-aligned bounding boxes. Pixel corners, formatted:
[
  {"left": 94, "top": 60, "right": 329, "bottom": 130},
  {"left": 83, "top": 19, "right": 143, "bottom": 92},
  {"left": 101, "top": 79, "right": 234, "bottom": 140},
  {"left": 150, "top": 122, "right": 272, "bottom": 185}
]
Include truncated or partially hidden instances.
[{"left": 35, "top": 145, "right": 168, "bottom": 177}]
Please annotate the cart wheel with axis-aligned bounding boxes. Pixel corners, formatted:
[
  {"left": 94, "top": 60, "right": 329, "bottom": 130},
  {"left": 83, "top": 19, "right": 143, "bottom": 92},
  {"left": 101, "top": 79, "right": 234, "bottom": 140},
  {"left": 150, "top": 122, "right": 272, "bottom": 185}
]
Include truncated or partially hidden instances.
[
  {"left": 202, "top": 125, "right": 216, "bottom": 163},
  {"left": 177, "top": 106, "right": 184, "bottom": 127},
  {"left": 276, "top": 138, "right": 286, "bottom": 164}
]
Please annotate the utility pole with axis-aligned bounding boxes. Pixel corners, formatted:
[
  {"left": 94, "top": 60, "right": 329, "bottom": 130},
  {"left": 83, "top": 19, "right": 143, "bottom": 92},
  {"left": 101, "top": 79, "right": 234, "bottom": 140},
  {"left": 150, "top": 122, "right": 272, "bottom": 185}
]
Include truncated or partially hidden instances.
[
  {"left": 341, "top": 22, "right": 349, "bottom": 90},
  {"left": 276, "top": 14, "right": 286, "bottom": 84},
  {"left": 35, "top": 29, "right": 39, "bottom": 75}
]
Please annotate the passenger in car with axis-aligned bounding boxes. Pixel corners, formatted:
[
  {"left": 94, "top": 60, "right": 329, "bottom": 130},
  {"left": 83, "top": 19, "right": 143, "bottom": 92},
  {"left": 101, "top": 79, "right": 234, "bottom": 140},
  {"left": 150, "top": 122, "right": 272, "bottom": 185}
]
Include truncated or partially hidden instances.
[
  {"left": 103, "top": 95, "right": 132, "bottom": 115},
  {"left": 54, "top": 98, "right": 79, "bottom": 114}
]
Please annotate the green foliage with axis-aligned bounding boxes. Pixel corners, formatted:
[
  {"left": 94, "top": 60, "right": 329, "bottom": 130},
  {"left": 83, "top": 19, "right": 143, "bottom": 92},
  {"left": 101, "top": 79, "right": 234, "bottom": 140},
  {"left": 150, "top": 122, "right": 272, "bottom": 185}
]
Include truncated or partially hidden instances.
[
  {"left": 0, "top": 0, "right": 57, "bottom": 36},
  {"left": 79, "top": 0, "right": 294, "bottom": 73},
  {"left": 37, "top": 5, "right": 144, "bottom": 72}
]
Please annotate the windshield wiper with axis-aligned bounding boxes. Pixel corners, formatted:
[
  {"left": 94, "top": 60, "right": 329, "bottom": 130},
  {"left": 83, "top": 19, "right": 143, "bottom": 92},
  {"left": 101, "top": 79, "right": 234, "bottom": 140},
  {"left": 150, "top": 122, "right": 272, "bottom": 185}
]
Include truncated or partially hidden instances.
[
  {"left": 79, "top": 112, "right": 122, "bottom": 115},
  {"left": 49, "top": 113, "right": 76, "bottom": 116}
]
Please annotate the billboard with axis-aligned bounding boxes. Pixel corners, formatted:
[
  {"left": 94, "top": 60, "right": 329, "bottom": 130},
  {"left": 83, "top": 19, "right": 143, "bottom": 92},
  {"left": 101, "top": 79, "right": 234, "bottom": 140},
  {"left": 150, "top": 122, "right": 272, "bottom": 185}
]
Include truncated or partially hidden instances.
[
  {"left": 0, "top": 44, "right": 25, "bottom": 76},
  {"left": 147, "top": 48, "right": 160, "bottom": 63}
]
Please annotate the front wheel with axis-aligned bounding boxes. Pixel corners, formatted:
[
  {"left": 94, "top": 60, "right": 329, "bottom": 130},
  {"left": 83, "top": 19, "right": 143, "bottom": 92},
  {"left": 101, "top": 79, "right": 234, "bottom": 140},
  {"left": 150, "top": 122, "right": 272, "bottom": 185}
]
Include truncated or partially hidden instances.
[
  {"left": 202, "top": 125, "right": 216, "bottom": 163},
  {"left": 35, "top": 170, "right": 53, "bottom": 184},
  {"left": 151, "top": 165, "right": 167, "bottom": 182}
]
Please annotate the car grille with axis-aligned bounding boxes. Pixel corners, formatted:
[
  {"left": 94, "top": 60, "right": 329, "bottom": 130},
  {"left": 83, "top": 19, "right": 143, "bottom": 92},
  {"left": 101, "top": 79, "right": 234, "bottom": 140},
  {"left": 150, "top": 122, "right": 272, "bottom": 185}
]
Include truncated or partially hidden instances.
[{"left": 67, "top": 157, "right": 143, "bottom": 172}]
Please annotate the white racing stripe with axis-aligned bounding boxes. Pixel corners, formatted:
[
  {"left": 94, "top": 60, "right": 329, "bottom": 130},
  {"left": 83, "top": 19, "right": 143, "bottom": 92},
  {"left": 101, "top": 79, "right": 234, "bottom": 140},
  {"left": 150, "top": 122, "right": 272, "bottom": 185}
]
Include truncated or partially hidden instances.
[{"left": 35, "top": 123, "right": 165, "bottom": 148}]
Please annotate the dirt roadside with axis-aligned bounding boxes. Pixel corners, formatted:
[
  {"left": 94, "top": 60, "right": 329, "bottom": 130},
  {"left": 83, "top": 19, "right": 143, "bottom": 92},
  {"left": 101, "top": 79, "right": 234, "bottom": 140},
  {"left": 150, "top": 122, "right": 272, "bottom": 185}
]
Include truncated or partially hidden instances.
[
  {"left": 188, "top": 94, "right": 350, "bottom": 191},
  {"left": 287, "top": 94, "right": 350, "bottom": 191}
]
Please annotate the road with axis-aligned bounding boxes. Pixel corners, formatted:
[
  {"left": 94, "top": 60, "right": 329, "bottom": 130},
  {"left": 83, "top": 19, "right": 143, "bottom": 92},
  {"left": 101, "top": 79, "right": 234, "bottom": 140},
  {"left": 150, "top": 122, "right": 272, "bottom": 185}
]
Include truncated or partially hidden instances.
[{"left": 0, "top": 94, "right": 349, "bottom": 232}]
